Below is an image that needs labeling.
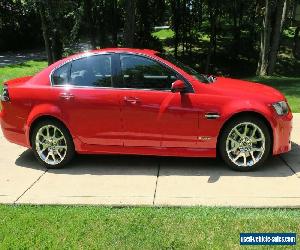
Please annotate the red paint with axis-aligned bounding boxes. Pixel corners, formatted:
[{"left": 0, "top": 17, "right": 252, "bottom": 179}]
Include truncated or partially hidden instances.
[{"left": 0, "top": 48, "right": 292, "bottom": 158}]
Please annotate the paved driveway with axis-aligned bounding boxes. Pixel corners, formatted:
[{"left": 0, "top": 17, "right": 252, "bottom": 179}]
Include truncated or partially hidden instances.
[{"left": 0, "top": 114, "right": 299, "bottom": 207}]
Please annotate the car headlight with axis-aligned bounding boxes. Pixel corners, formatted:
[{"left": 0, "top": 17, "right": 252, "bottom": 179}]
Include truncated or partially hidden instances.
[{"left": 272, "top": 101, "right": 289, "bottom": 115}]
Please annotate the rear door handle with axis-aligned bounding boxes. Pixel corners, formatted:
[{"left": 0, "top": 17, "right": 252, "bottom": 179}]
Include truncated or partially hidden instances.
[
  {"left": 60, "top": 92, "right": 74, "bottom": 100},
  {"left": 124, "top": 96, "right": 140, "bottom": 104}
]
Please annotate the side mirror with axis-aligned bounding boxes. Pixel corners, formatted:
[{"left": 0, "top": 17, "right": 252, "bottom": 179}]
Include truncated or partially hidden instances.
[{"left": 171, "top": 80, "right": 186, "bottom": 93}]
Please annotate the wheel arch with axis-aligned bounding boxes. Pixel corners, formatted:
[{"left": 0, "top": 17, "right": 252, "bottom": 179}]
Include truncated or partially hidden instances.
[
  {"left": 28, "top": 115, "right": 72, "bottom": 147},
  {"left": 216, "top": 111, "right": 273, "bottom": 155}
]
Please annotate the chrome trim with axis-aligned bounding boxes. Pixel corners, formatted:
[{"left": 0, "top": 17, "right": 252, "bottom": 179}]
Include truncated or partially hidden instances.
[
  {"left": 0, "top": 95, "right": 10, "bottom": 102},
  {"left": 51, "top": 84, "right": 173, "bottom": 92},
  {"left": 49, "top": 51, "right": 195, "bottom": 93},
  {"left": 0, "top": 84, "right": 10, "bottom": 102},
  {"left": 205, "top": 113, "right": 220, "bottom": 119},
  {"left": 198, "top": 136, "right": 212, "bottom": 141}
]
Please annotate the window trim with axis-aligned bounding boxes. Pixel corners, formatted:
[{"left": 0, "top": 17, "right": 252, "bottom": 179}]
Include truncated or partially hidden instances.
[
  {"left": 50, "top": 61, "right": 71, "bottom": 86},
  {"left": 49, "top": 51, "right": 194, "bottom": 93}
]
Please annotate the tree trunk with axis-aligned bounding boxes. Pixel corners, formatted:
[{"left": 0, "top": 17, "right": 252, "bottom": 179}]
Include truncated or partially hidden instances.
[
  {"left": 84, "top": 0, "right": 97, "bottom": 49},
  {"left": 232, "top": 0, "right": 244, "bottom": 57},
  {"left": 111, "top": 0, "right": 118, "bottom": 47},
  {"left": 124, "top": 0, "right": 135, "bottom": 47},
  {"left": 280, "top": 0, "right": 288, "bottom": 31},
  {"left": 250, "top": 0, "right": 260, "bottom": 47},
  {"left": 39, "top": 2, "right": 53, "bottom": 65},
  {"left": 47, "top": 0, "right": 63, "bottom": 62},
  {"left": 293, "top": 27, "right": 300, "bottom": 59},
  {"left": 205, "top": 2, "right": 218, "bottom": 74},
  {"left": 51, "top": 30, "right": 63, "bottom": 62},
  {"left": 233, "top": 0, "right": 238, "bottom": 42},
  {"left": 268, "top": 0, "right": 285, "bottom": 74},
  {"left": 174, "top": 23, "right": 179, "bottom": 57},
  {"left": 205, "top": 7, "right": 217, "bottom": 74},
  {"left": 136, "top": 0, "right": 151, "bottom": 47},
  {"left": 257, "top": 0, "right": 273, "bottom": 76},
  {"left": 182, "top": 0, "right": 187, "bottom": 56},
  {"left": 170, "top": 0, "right": 179, "bottom": 57},
  {"left": 257, "top": 0, "right": 285, "bottom": 76}
]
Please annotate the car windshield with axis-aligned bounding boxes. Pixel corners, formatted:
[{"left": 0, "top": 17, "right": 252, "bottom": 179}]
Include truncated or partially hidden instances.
[{"left": 157, "top": 53, "right": 212, "bottom": 83}]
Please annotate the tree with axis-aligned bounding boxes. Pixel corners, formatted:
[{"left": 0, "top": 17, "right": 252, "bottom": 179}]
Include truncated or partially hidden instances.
[
  {"left": 124, "top": 0, "right": 136, "bottom": 47},
  {"left": 47, "top": 0, "right": 64, "bottom": 62},
  {"left": 83, "top": 0, "right": 97, "bottom": 49},
  {"left": 170, "top": 0, "right": 183, "bottom": 57},
  {"left": 39, "top": 1, "right": 53, "bottom": 65},
  {"left": 36, "top": 0, "right": 65, "bottom": 64},
  {"left": 205, "top": 0, "right": 219, "bottom": 73},
  {"left": 110, "top": 0, "right": 119, "bottom": 46},
  {"left": 294, "top": 27, "right": 300, "bottom": 58},
  {"left": 257, "top": 0, "right": 286, "bottom": 76},
  {"left": 0, "top": 0, "right": 42, "bottom": 52},
  {"left": 293, "top": 0, "right": 300, "bottom": 59}
]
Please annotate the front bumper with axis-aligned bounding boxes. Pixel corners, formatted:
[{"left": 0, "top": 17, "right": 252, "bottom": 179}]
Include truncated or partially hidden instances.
[{"left": 272, "top": 112, "right": 293, "bottom": 155}]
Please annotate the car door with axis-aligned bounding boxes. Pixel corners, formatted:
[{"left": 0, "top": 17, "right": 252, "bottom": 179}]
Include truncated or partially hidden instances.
[
  {"left": 51, "top": 53, "right": 123, "bottom": 146},
  {"left": 117, "top": 53, "right": 199, "bottom": 148}
]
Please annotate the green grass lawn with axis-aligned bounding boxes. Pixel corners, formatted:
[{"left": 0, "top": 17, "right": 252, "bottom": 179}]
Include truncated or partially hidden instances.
[
  {"left": 152, "top": 29, "right": 174, "bottom": 40},
  {"left": 0, "top": 60, "right": 47, "bottom": 92},
  {"left": 246, "top": 76, "right": 300, "bottom": 113},
  {"left": 0, "top": 205, "right": 299, "bottom": 249},
  {"left": 0, "top": 60, "right": 299, "bottom": 112}
]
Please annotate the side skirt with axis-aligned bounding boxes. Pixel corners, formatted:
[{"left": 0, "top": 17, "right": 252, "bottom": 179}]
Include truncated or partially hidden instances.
[{"left": 76, "top": 143, "right": 216, "bottom": 158}]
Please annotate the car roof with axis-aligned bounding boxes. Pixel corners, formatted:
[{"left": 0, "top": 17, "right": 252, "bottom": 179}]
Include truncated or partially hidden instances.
[
  {"left": 94, "top": 48, "right": 158, "bottom": 54},
  {"left": 57, "top": 48, "right": 160, "bottom": 66},
  {"left": 71, "top": 48, "right": 159, "bottom": 58}
]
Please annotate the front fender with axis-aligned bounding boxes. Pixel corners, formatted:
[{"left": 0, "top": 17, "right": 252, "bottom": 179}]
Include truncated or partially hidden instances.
[
  {"left": 218, "top": 100, "right": 279, "bottom": 152},
  {"left": 221, "top": 100, "right": 276, "bottom": 129}
]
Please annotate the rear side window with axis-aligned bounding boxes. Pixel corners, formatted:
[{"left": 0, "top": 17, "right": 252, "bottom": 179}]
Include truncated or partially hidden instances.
[
  {"left": 70, "top": 55, "right": 112, "bottom": 87},
  {"left": 51, "top": 54, "right": 112, "bottom": 87},
  {"left": 52, "top": 63, "right": 70, "bottom": 86}
]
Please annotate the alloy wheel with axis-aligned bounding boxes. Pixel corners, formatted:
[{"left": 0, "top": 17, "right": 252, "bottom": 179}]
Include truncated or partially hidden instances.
[
  {"left": 226, "top": 122, "right": 265, "bottom": 167},
  {"left": 35, "top": 125, "right": 67, "bottom": 165}
]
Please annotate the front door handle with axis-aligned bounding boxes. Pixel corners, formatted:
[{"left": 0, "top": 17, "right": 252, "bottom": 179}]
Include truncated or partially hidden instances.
[
  {"left": 124, "top": 96, "right": 140, "bottom": 104},
  {"left": 60, "top": 92, "right": 74, "bottom": 100}
]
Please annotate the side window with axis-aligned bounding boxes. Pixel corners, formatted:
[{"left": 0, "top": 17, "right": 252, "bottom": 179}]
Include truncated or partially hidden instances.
[
  {"left": 52, "top": 63, "right": 70, "bottom": 86},
  {"left": 120, "top": 55, "right": 177, "bottom": 90},
  {"left": 70, "top": 55, "right": 112, "bottom": 87}
]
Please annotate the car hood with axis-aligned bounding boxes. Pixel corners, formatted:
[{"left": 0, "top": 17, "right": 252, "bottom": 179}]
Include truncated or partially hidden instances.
[{"left": 208, "top": 77, "right": 285, "bottom": 102}]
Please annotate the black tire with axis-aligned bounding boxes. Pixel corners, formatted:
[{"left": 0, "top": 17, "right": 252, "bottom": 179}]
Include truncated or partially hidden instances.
[
  {"left": 219, "top": 115, "right": 271, "bottom": 171},
  {"left": 31, "top": 119, "right": 75, "bottom": 169}
]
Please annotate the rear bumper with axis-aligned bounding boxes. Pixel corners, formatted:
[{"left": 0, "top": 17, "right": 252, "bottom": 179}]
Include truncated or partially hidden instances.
[
  {"left": 0, "top": 110, "right": 29, "bottom": 148},
  {"left": 272, "top": 112, "right": 293, "bottom": 155}
]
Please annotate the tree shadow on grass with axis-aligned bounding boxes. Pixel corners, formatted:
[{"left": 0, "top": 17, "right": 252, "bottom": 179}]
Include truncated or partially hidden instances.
[{"left": 3, "top": 59, "right": 46, "bottom": 68}]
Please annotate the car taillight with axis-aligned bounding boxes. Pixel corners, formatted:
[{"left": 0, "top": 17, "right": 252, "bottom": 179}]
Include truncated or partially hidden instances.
[{"left": 0, "top": 84, "right": 10, "bottom": 102}]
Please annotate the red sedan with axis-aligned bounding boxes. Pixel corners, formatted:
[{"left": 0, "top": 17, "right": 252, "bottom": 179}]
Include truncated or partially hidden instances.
[{"left": 0, "top": 48, "right": 293, "bottom": 171}]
